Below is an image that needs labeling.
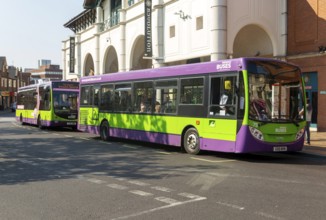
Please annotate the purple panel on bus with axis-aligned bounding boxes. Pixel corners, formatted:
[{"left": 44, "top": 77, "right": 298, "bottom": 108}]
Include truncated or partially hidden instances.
[
  {"left": 235, "top": 126, "right": 304, "bottom": 153},
  {"left": 80, "top": 58, "right": 246, "bottom": 84}
]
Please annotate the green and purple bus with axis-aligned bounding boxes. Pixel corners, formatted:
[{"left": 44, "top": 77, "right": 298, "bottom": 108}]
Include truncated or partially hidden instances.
[
  {"left": 78, "top": 58, "right": 306, "bottom": 154},
  {"left": 16, "top": 80, "right": 79, "bottom": 129}
]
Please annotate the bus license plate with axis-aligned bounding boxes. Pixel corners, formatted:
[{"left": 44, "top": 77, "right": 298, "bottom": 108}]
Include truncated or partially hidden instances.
[
  {"left": 67, "top": 122, "right": 76, "bottom": 126},
  {"left": 273, "top": 146, "right": 287, "bottom": 152}
]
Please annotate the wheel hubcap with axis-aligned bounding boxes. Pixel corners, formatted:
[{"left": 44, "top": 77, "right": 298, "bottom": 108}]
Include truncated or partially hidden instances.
[{"left": 187, "top": 134, "right": 197, "bottom": 149}]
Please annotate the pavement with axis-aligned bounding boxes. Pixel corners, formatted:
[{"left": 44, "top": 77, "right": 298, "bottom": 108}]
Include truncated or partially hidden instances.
[
  {"left": 303, "top": 131, "right": 326, "bottom": 156},
  {"left": 308, "top": 131, "right": 326, "bottom": 148},
  {"left": 0, "top": 109, "right": 325, "bottom": 150}
]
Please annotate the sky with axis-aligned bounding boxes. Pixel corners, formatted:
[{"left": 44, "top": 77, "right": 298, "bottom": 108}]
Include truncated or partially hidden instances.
[{"left": 0, "top": 0, "right": 84, "bottom": 70}]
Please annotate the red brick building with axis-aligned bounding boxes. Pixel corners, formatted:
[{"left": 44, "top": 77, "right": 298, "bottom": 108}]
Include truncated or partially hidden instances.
[
  {"left": 0, "top": 56, "right": 31, "bottom": 110},
  {"left": 29, "top": 64, "right": 63, "bottom": 81},
  {"left": 287, "top": 0, "right": 326, "bottom": 131}
]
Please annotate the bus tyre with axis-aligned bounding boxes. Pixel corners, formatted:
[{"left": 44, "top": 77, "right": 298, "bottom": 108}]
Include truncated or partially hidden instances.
[
  {"left": 183, "top": 128, "right": 200, "bottom": 155},
  {"left": 100, "top": 121, "right": 110, "bottom": 141}
]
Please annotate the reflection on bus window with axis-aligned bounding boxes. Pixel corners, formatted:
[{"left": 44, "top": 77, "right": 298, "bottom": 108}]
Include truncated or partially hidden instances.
[
  {"left": 248, "top": 61, "right": 304, "bottom": 122},
  {"left": 154, "top": 80, "right": 178, "bottom": 114},
  {"left": 134, "top": 81, "right": 153, "bottom": 113},
  {"left": 53, "top": 92, "right": 78, "bottom": 111}
]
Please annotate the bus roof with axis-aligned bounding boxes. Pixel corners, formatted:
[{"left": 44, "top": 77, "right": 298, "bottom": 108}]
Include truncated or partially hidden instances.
[
  {"left": 18, "top": 80, "right": 79, "bottom": 92},
  {"left": 79, "top": 57, "right": 295, "bottom": 85}
]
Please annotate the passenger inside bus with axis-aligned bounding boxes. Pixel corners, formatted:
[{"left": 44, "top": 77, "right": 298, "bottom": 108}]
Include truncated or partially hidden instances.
[{"left": 155, "top": 101, "right": 161, "bottom": 113}]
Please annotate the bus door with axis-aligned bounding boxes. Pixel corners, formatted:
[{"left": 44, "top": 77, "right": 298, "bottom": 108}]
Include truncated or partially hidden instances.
[
  {"left": 91, "top": 85, "right": 100, "bottom": 122},
  {"left": 206, "top": 74, "right": 238, "bottom": 148}
]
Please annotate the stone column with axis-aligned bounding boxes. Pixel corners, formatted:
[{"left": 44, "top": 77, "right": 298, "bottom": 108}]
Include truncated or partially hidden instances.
[
  {"left": 152, "top": 0, "right": 165, "bottom": 68},
  {"left": 210, "top": 0, "right": 227, "bottom": 61},
  {"left": 61, "top": 41, "right": 67, "bottom": 80},
  {"left": 119, "top": 6, "right": 127, "bottom": 72},
  {"left": 75, "top": 34, "right": 82, "bottom": 77}
]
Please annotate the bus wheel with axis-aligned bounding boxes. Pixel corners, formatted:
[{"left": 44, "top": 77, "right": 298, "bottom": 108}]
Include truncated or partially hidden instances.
[
  {"left": 100, "top": 121, "right": 110, "bottom": 141},
  {"left": 183, "top": 128, "right": 200, "bottom": 155}
]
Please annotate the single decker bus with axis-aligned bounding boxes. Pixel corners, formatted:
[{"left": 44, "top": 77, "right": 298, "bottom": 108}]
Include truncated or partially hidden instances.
[
  {"left": 78, "top": 58, "right": 306, "bottom": 154},
  {"left": 16, "top": 80, "right": 79, "bottom": 129}
]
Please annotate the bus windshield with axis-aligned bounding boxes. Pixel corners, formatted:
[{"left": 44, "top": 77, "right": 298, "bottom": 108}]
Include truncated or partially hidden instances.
[
  {"left": 53, "top": 91, "right": 78, "bottom": 115},
  {"left": 248, "top": 60, "right": 304, "bottom": 123}
]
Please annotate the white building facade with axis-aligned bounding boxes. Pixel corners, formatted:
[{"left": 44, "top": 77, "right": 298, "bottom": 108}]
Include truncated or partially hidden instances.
[{"left": 62, "top": 0, "right": 287, "bottom": 80}]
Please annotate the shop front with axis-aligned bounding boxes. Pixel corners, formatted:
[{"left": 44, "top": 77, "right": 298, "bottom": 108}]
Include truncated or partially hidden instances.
[{"left": 0, "top": 91, "right": 13, "bottom": 110}]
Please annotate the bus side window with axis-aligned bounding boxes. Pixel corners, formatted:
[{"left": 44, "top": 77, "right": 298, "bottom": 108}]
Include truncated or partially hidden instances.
[
  {"left": 237, "top": 72, "right": 245, "bottom": 119},
  {"left": 80, "top": 86, "right": 90, "bottom": 105},
  {"left": 94, "top": 89, "right": 99, "bottom": 106},
  {"left": 180, "top": 78, "right": 204, "bottom": 105},
  {"left": 155, "top": 80, "right": 178, "bottom": 114},
  {"left": 115, "top": 83, "right": 132, "bottom": 112},
  {"left": 100, "top": 84, "right": 114, "bottom": 111},
  {"left": 134, "top": 81, "right": 153, "bottom": 113}
]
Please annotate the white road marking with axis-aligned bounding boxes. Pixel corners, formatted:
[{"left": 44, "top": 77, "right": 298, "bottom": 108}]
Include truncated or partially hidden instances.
[
  {"left": 151, "top": 186, "right": 173, "bottom": 193},
  {"left": 76, "top": 175, "right": 84, "bottom": 179},
  {"left": 255, "top": 212, "right": 285, "bottom": 220},
  {"left": 87, "top": 178, "right": 106, "bottom": 184},
  {"left": 107, "top": 184, "right": 128, "bottom": 190},
  {"left": 20, "top": 160, "right": 38, "bottom": 166},
  {"left": 191, "top": 157, "right": 236, "bottom": 163},
  {"left": 122, "top": 145, "right": 137, "bottom": 149},
  {"left": 115, "top": 177, "right": 128, "bottom": 181},
  {"left": 128, "top": 180, "right": 150, "bottom": 186},
  {"left": 112, "top": 194, "right": 207, "bottom": 220},
  {"left": 216, "top": 201, "right": 245, "bottom": 211},
  {"left": 64, "top": 135, "right": 73, "bottom": 138},
  {"left": 178, "top": 192, "right": 204, "bottom": 200},
  {"left": 129, "top": 190, "right": 153, "bottom": 197},
  {"left": 155, "top": 197, "right": 179, "bottom": 204},
  {"left": 157, "top": 151, "right": 171, "bottom": 155},
  {"left": 79, "top": 137, "right": 90, "bottom": 141}
]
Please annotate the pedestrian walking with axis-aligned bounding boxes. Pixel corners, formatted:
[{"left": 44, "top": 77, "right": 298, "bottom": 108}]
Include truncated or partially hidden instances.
[{"left": 300, "top": 99, "right": 313, "bottom": 144}]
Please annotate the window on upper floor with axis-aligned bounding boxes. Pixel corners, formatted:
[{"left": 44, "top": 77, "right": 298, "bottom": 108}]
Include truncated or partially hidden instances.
[
  {"left": 170, "top": 25, "right": 175, "bottom": 38},
  {"left": 128, "top": 0, "right": 134, "bottom": 6},
  {"left": 196, "top": 16, "right": 203, "bottom": 30}
]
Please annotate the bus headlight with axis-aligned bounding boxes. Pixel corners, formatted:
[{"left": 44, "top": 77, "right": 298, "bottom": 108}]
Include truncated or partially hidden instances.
[
  {"left": 296, "top": 128, "right": 305, "bottom": 140},
  {"left": 249, "top": 126, "right": 264, "bottom": 141}
]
